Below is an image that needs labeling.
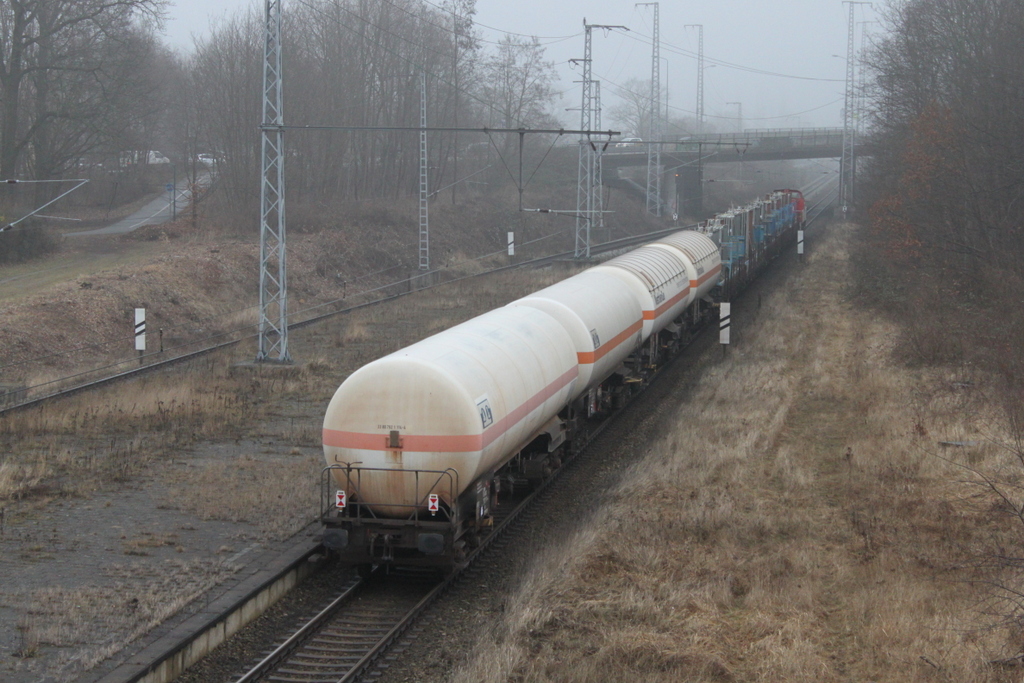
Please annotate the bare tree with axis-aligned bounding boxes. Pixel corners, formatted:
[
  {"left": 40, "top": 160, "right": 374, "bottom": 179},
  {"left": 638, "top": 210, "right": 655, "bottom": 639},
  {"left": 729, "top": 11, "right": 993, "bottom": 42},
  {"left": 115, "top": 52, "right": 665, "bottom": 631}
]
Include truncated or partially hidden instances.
[
  {"left": 863, "top": 0, "right": 1024, "bottom": 277},
  {"left": 188, "top": 9, "right": 263, "bottom": 223},
  {"left": 0, "top": 0, "right": 166, "bottom": 181},
  {"left": 189, "top": 0, "right": 490, "bottom": 225},
  {"left": 480, "top": 36, "right": 559, "bottom": 130},
  {"left": 608, "top": 77, "right": 656, "bottom": 139}
]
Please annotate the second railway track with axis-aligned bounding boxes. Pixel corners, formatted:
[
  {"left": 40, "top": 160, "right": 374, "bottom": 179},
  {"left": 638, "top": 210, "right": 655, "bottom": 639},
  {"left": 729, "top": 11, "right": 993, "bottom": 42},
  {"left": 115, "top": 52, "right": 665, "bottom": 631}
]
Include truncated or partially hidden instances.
[{"left": 219, "top": 192, "right": 837, "bottom": 683}]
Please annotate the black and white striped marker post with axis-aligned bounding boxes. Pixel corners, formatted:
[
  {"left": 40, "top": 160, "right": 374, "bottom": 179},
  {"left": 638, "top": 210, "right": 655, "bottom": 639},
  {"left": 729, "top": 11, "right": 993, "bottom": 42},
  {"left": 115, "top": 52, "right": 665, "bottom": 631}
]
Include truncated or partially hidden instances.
[
  {"left": 507, "top": 231, "right": 515, "bottom": 256},
  {"left": 135, "top": 307, "right": 145, "bottom": 365},
  {"left": 797, "top": 229, "right": 805, "bottom": 258},
  {"left": 719, "top": 302, "right": 731, "bottom": 355}
]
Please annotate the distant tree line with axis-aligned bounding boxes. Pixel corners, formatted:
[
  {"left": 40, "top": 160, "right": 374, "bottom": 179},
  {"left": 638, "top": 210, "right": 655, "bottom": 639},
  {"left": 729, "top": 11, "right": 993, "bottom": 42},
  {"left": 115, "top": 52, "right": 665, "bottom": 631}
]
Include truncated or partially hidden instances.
[
  {"left": 178, "top": 0, "right": 561, "bottom": 227},
  {"left": 0, "top": 0, "right": 168, "bottom": 182},
  {"left": 0, "top": 0, "right": 563, "bottom": 234},
  {"left": 863, "top": 0, "right": 1024, "bottom": 282},
  {"left": 863, "top": 0, "right": 1024, "bottom": 637}
]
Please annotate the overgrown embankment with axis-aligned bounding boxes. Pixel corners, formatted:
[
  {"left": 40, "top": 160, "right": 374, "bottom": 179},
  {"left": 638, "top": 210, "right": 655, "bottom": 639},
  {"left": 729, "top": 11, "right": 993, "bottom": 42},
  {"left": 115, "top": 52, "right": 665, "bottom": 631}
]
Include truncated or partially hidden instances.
[{"left": 445, "top": 222, "right": 1022, "bottom": 682}]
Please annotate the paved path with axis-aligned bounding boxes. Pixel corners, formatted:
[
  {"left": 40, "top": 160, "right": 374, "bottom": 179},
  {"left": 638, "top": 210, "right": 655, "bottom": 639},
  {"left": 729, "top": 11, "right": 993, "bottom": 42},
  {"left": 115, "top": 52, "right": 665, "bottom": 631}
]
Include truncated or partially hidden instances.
[{"left": 70, "top": 172, "right": 209, "bottom": 237}]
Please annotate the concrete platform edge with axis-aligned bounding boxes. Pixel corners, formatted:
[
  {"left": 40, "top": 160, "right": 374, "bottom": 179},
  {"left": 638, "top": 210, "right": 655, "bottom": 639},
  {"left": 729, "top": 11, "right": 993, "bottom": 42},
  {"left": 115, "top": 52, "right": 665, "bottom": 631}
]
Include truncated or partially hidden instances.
[{"left": 92, "top": 537, "right": 323, "bottom": 683}]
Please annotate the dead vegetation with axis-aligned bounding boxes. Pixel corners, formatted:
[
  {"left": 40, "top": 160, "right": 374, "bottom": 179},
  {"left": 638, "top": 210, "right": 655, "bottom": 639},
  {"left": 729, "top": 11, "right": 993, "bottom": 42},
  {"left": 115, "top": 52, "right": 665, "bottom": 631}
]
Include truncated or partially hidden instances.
[
  {"left": 5, "top": 559, "right": 240, "bottom": 679},
  {"left": 0, "top": 184, "right": 642, "bottom": 402},
  {"left": 0, "top": 260, "right": 581, "bottom": 510},
  {"left": 0, "top": 251, "right": 586, "bottom": 681},
  {"left": 450, "top": 223, "right": 1024, "bottom": 683}
]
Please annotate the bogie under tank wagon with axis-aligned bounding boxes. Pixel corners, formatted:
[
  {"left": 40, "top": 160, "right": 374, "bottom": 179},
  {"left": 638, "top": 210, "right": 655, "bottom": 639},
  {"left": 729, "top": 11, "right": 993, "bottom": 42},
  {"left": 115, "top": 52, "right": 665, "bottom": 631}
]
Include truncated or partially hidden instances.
[{"left": 320, "top": 190, "right": 804, "bottom": 572}]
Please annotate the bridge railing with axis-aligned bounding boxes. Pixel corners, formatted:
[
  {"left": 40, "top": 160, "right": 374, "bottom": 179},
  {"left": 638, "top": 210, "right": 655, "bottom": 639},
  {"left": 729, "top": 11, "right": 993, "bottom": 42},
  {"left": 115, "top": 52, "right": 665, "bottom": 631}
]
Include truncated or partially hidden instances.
[
  {"left": 675, "top": 127, "right": 844, "bottom": 145},
  {"left": 671, "top": 127, "right": 845, "bottom": 154}
]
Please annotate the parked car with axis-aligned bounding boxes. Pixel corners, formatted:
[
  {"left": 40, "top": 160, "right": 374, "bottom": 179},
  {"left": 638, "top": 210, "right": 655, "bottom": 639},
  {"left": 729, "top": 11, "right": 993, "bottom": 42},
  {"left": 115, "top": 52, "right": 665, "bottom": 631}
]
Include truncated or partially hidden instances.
[{"left": 615, "top": 137, "right": 643, "bottom": 148}]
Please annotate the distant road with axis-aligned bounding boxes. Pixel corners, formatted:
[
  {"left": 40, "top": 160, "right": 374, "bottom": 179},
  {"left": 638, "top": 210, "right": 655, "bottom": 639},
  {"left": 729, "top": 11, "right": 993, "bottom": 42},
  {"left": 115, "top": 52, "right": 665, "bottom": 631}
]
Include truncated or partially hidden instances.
[{"left": 70, "top": 171, "right": 210, "bottom": 237}]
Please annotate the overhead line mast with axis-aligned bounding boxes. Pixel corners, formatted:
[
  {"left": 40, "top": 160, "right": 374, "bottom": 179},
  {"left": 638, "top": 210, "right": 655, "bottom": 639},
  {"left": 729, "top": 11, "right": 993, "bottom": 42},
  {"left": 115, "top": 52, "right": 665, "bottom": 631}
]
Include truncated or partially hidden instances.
[
  {"left": 573, "top": 20, "right": 627, "bottom": 259},
  {"left": 419, "top": 73, "right": 429, "bottom": 271},
  {"left": 685, "top": 24, "right": 704, "bottom": 135},
  {"left": 840, "top": 1, "right": 871, "bottom": 215},
  {"left": 637, "top": 2, "right": 661, "bottom": 216},
  {"left": 257, "top": 0, "right": 290, "bottom": 363}
]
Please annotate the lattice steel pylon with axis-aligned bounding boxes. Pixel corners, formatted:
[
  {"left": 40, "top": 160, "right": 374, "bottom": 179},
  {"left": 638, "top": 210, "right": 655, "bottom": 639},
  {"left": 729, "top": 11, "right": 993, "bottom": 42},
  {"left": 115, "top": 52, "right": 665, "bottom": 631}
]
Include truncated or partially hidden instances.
[
  {"left": 574, "top": 22, "right": 595, "bottom": 259},
  {"left": 418, "top": 73, "right": 429, "bottom": 271},
  {"left": 686, "top": 24, "right": 704, "bottom": 134},
  {"left": 257, "top": 0, "right": 290, "bottom": 362},
  {"left": 840, "top": 2, "right": 870, "bottom": 213},
  {"left": 594, "top": 81, "right": 605, "bottom": 243},
  {"left": 574, "top": 21, "right": 625, "bottom": 258},
  {"left": 638, "top": 2, "right": 661, "bottom": 216}
]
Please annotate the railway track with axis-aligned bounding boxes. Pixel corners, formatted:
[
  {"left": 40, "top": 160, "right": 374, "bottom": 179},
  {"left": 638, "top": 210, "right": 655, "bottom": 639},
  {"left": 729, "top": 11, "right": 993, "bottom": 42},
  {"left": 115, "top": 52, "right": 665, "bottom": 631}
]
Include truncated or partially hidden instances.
[
  {"left": 233, "top": 573, "right": 431, "bottom": 683},
  {"left": 1, "top": 178, "right": 837, "bottom": 417},
  {"left": 0, "top": 224, "right": 693, "bottom": 417},
  {"left": 227, "top": 407, "right": 621, "bottom": 683},
  {"left": 222, "top": 189, "right": 838, "bottom": 683}
]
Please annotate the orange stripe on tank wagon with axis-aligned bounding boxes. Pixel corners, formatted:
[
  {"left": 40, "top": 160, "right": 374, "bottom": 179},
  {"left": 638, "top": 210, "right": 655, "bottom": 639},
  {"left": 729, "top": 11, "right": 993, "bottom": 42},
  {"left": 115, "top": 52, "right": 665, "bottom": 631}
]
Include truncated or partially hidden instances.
[
  {"left": 322, "top": 365, "right": 579, "bottom": 453},
  {"left": 322, "top": 430, "right": 484, "bottom": 452},
  {"left": 641, "top": 286, "right": 691, "bottom": 321},
  {"left": 689, "top": 264, "right": 722, "bottom": 288},
  {"left": 576, "top": 320, "right": 643, "bottom": 364}
]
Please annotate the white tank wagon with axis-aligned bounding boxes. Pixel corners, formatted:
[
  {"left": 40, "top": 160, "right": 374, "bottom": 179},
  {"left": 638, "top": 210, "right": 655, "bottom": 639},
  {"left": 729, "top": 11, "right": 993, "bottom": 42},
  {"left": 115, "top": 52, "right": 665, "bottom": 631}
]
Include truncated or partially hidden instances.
[
  {"left": 508, "top": 270, "right": 644, "bottom": 400},
  {"left": 322, "top": 306, "right": 578, "bottom": 564},
  {"left": 320, "top": 213, "right": 801, "bottom": 571},
  {"left": 589, "top": 245, "right": 692, "bottom": 340},
  {"left": 650, "top": 231, "right": 723, "bottom": 302}
]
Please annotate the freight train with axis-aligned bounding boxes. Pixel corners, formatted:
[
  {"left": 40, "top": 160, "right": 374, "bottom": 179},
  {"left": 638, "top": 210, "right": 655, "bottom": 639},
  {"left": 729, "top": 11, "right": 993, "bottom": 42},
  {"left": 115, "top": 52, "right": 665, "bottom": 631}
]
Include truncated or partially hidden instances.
[{"left": 320, "top": 189, "right": 805, "bottom": 571}]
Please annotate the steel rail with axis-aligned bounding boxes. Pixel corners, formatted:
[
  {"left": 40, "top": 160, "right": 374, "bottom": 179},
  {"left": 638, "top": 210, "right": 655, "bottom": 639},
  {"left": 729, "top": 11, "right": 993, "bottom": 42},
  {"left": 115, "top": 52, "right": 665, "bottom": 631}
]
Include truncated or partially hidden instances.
[
  {"left": 2, "top": 184, "right": 836, "bottom": 417},
  {"left": 0, "top": 224, "right": 692, "bottom": 417},
  {"left": 185, "top": 193, "right": 839, "bottom": 683},
  {"left": 232, "top": 576, "right": 363, "bottom": 683}
]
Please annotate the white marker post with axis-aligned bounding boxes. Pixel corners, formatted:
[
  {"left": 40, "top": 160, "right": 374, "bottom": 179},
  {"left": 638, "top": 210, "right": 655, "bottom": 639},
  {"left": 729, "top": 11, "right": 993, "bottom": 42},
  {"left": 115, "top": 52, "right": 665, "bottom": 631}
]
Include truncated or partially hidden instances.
[
  {"left": 507, "top": 231, "right": 515, "bottom": 257},
  {"left": 134, "top": 307, "right": 145, "bottom": 365},
  {"left": 719, "top": 302, "right": 731, "bottom": 356},
  {"left": 797, "top": 229, "right": 805, "bottom": 258}
]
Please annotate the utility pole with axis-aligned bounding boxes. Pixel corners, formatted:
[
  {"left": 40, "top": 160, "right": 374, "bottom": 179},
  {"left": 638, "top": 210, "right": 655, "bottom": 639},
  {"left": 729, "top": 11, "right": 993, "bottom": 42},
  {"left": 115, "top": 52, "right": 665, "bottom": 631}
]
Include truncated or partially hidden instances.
[
  {"left": 685, "top": 24, "right": 704, "bottom": 135},
  {"left": 573, "top": 20, "right": 626, "bottom": 258},
  {"left": 727, "top": 102, "right": 743, "bottom": 184},
  {"left": 841, "top": 2, "right": 871, "bottom": 214},
  {"left": 419, "top": 72, "right": 429, "bottom": 271},
  {"left": 257, "top": 0, "right": 290, "bottom": 362},
  {"left": 574, "top": 21, "right": 594, "bottom": 259},
  {"left": 637, "top": 2, "right": 660, "bottom": 216}
]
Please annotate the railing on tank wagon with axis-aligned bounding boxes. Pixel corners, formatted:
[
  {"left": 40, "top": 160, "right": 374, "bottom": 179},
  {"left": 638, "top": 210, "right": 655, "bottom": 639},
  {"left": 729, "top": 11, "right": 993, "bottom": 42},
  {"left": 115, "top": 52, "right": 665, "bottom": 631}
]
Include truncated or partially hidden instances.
[{"left": 320, "top": 465, "right": 459, "bottom": 524}]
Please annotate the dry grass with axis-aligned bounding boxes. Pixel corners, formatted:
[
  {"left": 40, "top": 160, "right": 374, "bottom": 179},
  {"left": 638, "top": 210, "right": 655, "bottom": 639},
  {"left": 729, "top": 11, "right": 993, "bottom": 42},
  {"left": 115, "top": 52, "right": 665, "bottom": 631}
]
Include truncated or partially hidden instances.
[
  {"left": 0, "top": 260, "right": 585, "bottom": 510},
  {"left": 0, "top": 362, "right": 269, "bottom": 502},
  {"left": 4, "top": 559, "right": 239, "bottom": 682},
  {"left": 165, "top": 453, "right": 321, "bottom": 540},
  {"left": 451, "top": 224, "right": 1022, "bottom": 683}
]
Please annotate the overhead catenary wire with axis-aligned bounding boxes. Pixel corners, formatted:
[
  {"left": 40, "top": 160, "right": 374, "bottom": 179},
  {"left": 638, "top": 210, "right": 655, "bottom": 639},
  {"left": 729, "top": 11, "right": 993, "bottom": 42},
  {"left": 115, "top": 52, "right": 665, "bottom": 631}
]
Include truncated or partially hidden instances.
[
  {"left": 593, "top": 66, "right": 845, "bottom": 122},
  {"left": 618, "top": 27, "right": 845, "bottom": 83}
]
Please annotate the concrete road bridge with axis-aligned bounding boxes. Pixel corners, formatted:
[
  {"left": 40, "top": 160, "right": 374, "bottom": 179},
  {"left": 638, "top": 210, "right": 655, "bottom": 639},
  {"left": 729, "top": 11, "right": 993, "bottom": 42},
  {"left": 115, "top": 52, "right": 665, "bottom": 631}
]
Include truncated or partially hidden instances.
[{"left": 599, "top": 127, "right": 873, "bottom": 215}]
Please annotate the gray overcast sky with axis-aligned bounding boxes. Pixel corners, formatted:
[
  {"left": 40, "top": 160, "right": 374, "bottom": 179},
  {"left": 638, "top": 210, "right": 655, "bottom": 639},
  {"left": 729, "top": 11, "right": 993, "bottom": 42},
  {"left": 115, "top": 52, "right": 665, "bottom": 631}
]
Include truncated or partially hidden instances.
[{"left": 161, "top": 0, "right": 880, "bottom": 129}]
